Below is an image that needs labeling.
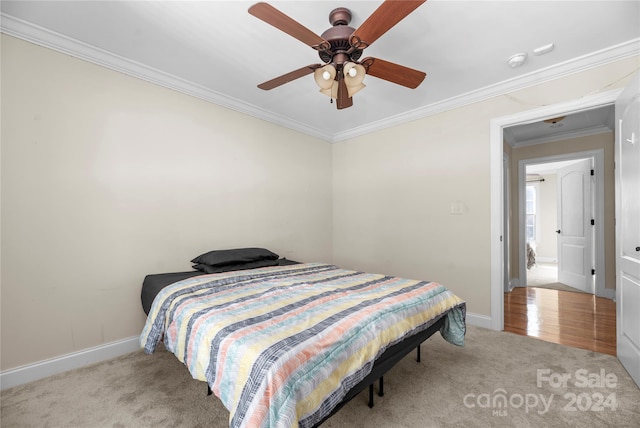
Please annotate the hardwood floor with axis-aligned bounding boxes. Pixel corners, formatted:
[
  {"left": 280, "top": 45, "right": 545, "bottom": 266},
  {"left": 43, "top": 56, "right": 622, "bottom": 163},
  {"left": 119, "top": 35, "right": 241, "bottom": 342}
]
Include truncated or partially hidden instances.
[{"left": 504, "top": 287, "right": 616, "bottom": 356}]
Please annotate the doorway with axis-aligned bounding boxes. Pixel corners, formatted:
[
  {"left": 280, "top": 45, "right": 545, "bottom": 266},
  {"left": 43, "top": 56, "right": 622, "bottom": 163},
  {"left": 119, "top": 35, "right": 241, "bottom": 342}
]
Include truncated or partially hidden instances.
[
  {"left": 491, "top": 76, "right": 640, "bottom": 387},
  {"left": 524, "top": 158, "right": 589, "bottom": 293},
  {"left": 489, "top": 89, "right": 622, "bottom": 333},
  {"left": 505, "top": 121, "right": 614, "bottom": 350},
  {"left": 517, "top": 151, "right": 609, "bottom": 298}
]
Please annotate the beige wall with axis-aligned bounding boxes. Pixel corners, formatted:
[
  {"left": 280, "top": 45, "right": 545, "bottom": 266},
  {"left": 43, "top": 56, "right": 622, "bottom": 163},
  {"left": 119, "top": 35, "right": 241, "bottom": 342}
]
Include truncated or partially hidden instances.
[
  {"left": 2, "top": 33, "right": 638, "bottom": 371},
  {"left": 1, "top": 35, "right": 332, "bottom": 370},
  {"left": 333, "top": 57, "right": 637, "bottom": 317},
  {"left": 333, "top": 105, "right": 492, "bottom": 314},
  {"left": 508, "top": 133, "right": 616, "bottom": 289}
]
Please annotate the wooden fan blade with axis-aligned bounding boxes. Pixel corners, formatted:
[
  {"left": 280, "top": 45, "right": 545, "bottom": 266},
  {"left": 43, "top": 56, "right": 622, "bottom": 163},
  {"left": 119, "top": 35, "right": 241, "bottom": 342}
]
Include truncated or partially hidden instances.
[
  {"left": 249, "top": 3, "right": 329, "bottom": 50},
  {"left": 258, "top": 64, "right": 322, "bottom": 90},
  {"left": 350, "top": 0, "right": 426, "bottom": 48},
  {"left": 336, "top": 79, "right": 353, "bottom": 109},
  {"left": 362, "top": 57, "right": 426, "bottom": 89}
]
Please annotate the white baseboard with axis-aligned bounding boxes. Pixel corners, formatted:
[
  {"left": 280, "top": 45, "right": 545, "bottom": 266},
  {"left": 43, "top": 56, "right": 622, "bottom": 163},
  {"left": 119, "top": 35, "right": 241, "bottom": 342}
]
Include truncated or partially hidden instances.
[
  {"left": 597, "top": 287, "right": 616, "bottom": 300},
  {"left": 0, "top": 336, "right": 141, "bottom": 390},
  {"left": 466, "top": 312, "right": 494, "bottom": 330},
  {"left": 1, "top": 312, "right": 495, "bottom": 390}
]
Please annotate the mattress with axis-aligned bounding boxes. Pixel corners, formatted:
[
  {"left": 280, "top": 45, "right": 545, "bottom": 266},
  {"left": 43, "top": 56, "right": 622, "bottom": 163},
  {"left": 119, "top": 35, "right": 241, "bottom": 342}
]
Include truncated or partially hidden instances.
[{"left": 140, "top": 258, "right": 300, "bottom": 315}]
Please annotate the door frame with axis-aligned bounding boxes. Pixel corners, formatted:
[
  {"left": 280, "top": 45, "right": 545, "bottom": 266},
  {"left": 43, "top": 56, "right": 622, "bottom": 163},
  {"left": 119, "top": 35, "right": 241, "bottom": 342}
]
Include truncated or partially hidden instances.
[
  {"left": 503, "top": 152, "right": 511, "bottom": 292},
  {"left": 517, "top": 150, "right": 608, "bottom": 298},
  {"left": 490, "top": 88, "right": 622, "bottom": 330}
]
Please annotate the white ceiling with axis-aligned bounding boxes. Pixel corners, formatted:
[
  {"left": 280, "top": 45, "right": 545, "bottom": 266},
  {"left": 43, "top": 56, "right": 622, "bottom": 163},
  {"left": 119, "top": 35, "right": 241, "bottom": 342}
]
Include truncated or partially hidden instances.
[{"left": 2, "top": 1, "right": 639, "bottom": 142}]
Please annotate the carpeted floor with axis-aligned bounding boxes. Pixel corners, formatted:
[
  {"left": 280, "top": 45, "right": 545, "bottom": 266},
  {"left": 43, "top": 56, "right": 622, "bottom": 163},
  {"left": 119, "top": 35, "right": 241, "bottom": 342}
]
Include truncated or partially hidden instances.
[
  {"left": 527, "top": 262, "right": 587, "bottom": 294},
  {"left": 527, "top": 281, "right": 590, "bottom": 293},
  {"left": 527, "top": 262, "right": 559, "bottom": 285},
  {"left": 2, "top": 325, "right": 639, "bottom": 427}
]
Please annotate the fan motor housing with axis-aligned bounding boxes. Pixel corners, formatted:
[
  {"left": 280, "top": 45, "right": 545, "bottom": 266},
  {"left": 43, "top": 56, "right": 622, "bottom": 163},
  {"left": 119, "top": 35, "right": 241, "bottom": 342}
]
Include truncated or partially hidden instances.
[{"left": 319, "top": 8, "right": 362, "bottom": 64}]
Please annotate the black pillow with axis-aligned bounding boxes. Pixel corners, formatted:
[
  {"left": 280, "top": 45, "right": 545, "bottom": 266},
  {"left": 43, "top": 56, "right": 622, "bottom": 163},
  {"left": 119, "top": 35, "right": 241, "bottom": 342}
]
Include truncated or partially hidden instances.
[
  {"left": 193, "top": 259, "right": 279, "bottom": 274},
  {"left": 190, "top": 247, "right": 279, "bottom": 267}
]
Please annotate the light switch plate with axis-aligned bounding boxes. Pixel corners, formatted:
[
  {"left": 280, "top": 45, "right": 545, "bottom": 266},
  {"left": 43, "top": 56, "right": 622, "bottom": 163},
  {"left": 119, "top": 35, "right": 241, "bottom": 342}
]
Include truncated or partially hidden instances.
[{"left": 450, "top": 202, "right": 464, "bottom": 215}]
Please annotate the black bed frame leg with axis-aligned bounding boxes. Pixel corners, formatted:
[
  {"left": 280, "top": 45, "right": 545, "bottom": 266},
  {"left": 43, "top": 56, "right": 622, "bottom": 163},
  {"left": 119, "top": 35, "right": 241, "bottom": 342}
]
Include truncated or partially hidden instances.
[
  {"left": 416, "top": 344, "right": 421, "bottom": 362},
  {"left": 368, "top": 376, "right": 384, "bottom": 409}
]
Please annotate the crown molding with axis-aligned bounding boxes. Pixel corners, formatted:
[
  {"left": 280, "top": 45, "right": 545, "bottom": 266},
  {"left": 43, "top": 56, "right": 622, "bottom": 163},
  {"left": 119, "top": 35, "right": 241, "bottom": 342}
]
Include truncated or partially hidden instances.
[
  {"left": 332, "top": 38, "right": 640, "bottom": 142},
  {"left": 0, "top": 13, "right": 334, "bottom": 142},
  {"left": 509, "top": 124, "right": 613, "bottom": 148},
  {"left": 2, "top": 13, "right": 638, "bottom": 144}
]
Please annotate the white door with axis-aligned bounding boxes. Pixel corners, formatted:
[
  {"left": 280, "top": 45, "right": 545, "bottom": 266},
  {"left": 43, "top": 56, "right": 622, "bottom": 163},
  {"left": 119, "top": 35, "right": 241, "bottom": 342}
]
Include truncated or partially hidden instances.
[
  {"left": 615, "top": 72, "right": 640, "bottom": 387},
  {"left": 556, "top": 158, "right": 594, "bottom": 293}
]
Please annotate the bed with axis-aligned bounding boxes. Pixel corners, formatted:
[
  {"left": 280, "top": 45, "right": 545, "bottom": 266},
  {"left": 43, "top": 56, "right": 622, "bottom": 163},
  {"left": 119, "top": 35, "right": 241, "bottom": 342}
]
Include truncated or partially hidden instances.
[{"left": 140, "top": 248, "right": 466, "bottom": 428}]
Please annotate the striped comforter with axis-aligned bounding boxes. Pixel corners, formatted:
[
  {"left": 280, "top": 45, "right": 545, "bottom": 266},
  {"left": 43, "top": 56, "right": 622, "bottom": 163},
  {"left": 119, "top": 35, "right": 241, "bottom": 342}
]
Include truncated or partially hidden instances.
[{"left": 140, "top": 263, "right": 466, "bottom": 428}]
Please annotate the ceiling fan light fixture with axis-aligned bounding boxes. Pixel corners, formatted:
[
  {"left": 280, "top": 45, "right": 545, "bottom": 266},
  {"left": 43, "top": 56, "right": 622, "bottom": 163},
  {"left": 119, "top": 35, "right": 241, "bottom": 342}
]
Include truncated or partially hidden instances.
[
  {"left": 346, "top": 82, "right": 366, "bottom": 98},
  {"left": 314, "top": 64, "right": 337, "bottom": 90},
  {"left": 343, "top": 62, "right": 366, "bottom": 97},
  {"left": 319, "top": 81, "right": 339, "bottom": 99},
  {"left": 343, "top": 62, "right": 364, "bottom": 79}
]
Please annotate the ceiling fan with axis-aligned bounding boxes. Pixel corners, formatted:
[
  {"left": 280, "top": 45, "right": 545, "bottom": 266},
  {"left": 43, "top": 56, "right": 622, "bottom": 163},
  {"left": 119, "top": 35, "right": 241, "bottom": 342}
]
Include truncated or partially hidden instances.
[{"left": 248, "top": 1, "right": 427, "bottom": 110}]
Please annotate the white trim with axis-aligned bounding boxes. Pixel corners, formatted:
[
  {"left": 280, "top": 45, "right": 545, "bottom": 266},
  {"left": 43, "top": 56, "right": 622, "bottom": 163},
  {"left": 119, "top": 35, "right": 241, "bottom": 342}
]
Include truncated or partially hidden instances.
[
  {"left": 490, "top": 89, "right": 623, "bottom": 331},
  {"left": 1, "top": 13, "right": 638, "bottom": 143},
  {"left": 503, "top": 152, "right": 511, "bottom": 293},
  {"left": 319, "top": 38, "right": 638, "bottom": 142},
  {"left": 0, "top": 13, "right": 334, "bottom": 143},
  {"left": 490, "top": 113, "right": 505, "bottom": 330},
  {"left": 510, "top": 125, "right": 613, "bottom": 148},
  {"left": 0, "top": 336, "right": 140, "bottom": 390},
  {"left": 465, "top": 312, "right": 493, "bottom": 330},
  {"left": 0, "top": 313, "right": 492, "bottom": 390},
  {"left": 599, "top": 287, "right": 615, "bottom": 300},
  {"left": 593, "top": 152, "right": 607, "bottom": 299}
]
